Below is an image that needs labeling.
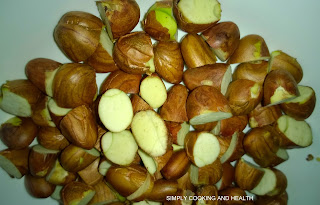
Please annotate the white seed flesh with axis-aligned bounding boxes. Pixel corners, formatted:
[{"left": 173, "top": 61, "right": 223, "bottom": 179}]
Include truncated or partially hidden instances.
[
  {"left": 0, "top": 155, "right": 22, "bottom": 179},
  {"left": 277, "top": 115, "right": 312, "bottom": 147},
  {"left": 98, "top": 89, "right": 133, "bottom": 132},
  {"left": 285, "top": 85, "right": 313, "bottom": 104},
  {"left": 131, "top": 110, "right": 168, "bottom": 157},
  {"left": 0, "top": 88, "right": 32, "bottom": 117},
  {"left": 220, "top": 66, "right": 232, "bottom": 95},
  {"left": 220, "top": 132, "right": 238, "bottom": 163},
  {"left": 178, "top": 0, "right": 221, "bottom": 24},
  {"left": 101, "top": 130, "right": 138, "bottom": 166},
  {"left": 190, "top": 112, "right": 232, "bottom": 125},
  {"left": 140, "top": 77, "right": 167, "bottom": 109},
  {"left": 177, "top": 121, "right": 190, "bottom": 146},
  {"left": 250, "top": 168, "right": 276, "bottom": 196},
  {"left": 138, "top": 149, "right": 157, "bottom": 175},
  {"left": 193, "top": 132, "right": 220, "bottom": 167}
]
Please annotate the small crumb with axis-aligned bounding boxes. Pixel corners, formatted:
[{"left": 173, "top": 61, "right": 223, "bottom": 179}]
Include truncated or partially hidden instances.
[
  {"left": 316, "top": 157, "right": 320, "bottom": 162},
  {"left": 306, "top": 154, "right": 314, "bottom": 161}
]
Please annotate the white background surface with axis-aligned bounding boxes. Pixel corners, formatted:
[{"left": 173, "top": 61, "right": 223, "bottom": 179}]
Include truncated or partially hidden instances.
[{"left": 0, "top": 0, "right": 319, "bottom": 204}]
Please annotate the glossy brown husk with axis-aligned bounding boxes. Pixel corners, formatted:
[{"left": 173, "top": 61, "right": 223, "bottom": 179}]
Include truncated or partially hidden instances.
[
  {"left": 154, "top": 41, "right": 184, "bottom": 84},
  {"left": 60, "top": 105, "right": 98, "bottom": 150},
  {"left": 160, "top": 84, "right": 188, "bottom": 123},
  {"left": 54, "top": 11, "right": 103, "bottom": 62},
  {"left": 183, "top": 63, "right": 230, "bottom": 91},
  {"left": 53, "top": 63, "right": 97, "bottom": 108},
  {"left": 0, "top": 117, "right": 38, "bottom": 150},
  {"left": 113, "top": 32, "right": 154, "bottom": 74},
  {"left": 180, "top": 34, "right": 216, "bottom": 69},
  {"left": 100, "top": 70, "right": 142, "bottom": 94}
]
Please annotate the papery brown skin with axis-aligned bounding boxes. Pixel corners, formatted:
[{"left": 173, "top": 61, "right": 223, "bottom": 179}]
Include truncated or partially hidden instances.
[
  {"left": 161, "top": 149, "right": 191, "bottom": 180},
  {"left": 226, "top": 79, "right": 263, "bottom": 116},
  {"left": 233, "top": 61, "right": 269, "bottom": 84},
  {"left": 105, "top": 165, "right": 148, "bottom": 197},
  {"left": 0, "top": 79, "right": 44, "bottom": 117},
  {"left": 261, "top": 151, "right": 288, "bottom": 169},
  {"left": 37, "top": 126, "right": 69, "bottom": 150},
  {"left": 172, "top": 0, "right": 219, "bottom": 33},
  {"left": 3, "top": 80, "right": 43, "bottom": 104},
  {"left": 217, "top": 136, "right": 230, "bottom": 159},
  {"left": 177, "top": 172, "right": 195, "bottom": 192},
  {"left": 98, "top": 0, "right": 140, "bottom": 40},
  {"left": 153, "top": 148, "right": 173, "bottom": 178},
  {"left": 113, "top": 32, "right": 154, "bottom": 74},
  {"left": 60, "top": 105, "right": 98, "bottom": 150},
  {"left": 243, "top": 126, "right": 281, "bottom": 167},
  {"left": 28, "top": 146, "right": 58, "bottom": 177},
  {"left": 31, "top": 95, "right": 55, "bottom": 127},
  {"left": 249, "top": 103, "right": 282, "bottom": 128},
  {"left": 186, "top": 86, "right": 232, "bottom": 122},
  {"left": 160, "top": 84, "right": 188, "bottom": 123},
  {"left": 131, "top": 153, "right": 143, "bottom": 165},
  {"left": 60, "top": 144, "right": 99, "bottom": 172},
  {"left": 131, "top": 94, "right": 153, "bottom": 114},
  {"left": 270, "top": 50, "right": 303, "bottom": 83},
  {"left": 143, "top": 10, "right": 171, "bottom": 41},
  {"left": 25, "top": 58, "right": 62, "bottom": 94},
  {"left": 196, "top": 159, "right": 223, "bottom": 185},
  {"left": 154, "top": 41, "right": 184, "bottom": 84},
  {"left": 219, "top": 187, "right": 248, "bottom": 205},
  {"left": 61, "top": 181, "right": 95, "bottom": 205},
  {"left": 234, "top": 158, "right": 264, "bottom": 190},
  {"left": 46, "top": 159, "right": 77, "bottom": 185},
  {"left": 184, "top": 131, "right": 207, "bottom": 166},
  {"left": 99, "top": 70, "right": 142, "bottom": 94},
  {"left": 196, "top": 185, "right": 219, "bottom": 205},
  {"left": 89, "top": 180, "right": 118, "bottom": 205},
  {"left": 192, "top": 121, "right": 218, "bottom": 132},
  {"left": 129, "top": 173, "right": 154, "bottom": 201},
  {"left": 0, "top": 148, "right": 30, "bottom": 178},
  {"left": 256, "top": 191, "right": 288, "bottom": 205},
  {"left": 165, "top": 121, "right": 182, "bottom": 145},
  {"left": 54, "top": 11, "right": 103, "bottom": 62},
  {"left": 90, "top": 95, "right": 102, "bottom": 126},
  {"left": 217, "top": 132, "right": 245, "bottom": 163},
  {"left": 78, "top": 158, "right": 103, "bottom": 186},
  {"left": 0, "top": 117, "right": 38, "bottom": 150},
  {"left": 48, "top": 99, "right": 71, "bottom": 127},
  {"left": 268, "top": 168, "right": 288, "bottom": 196},
  {"left": 228, "top": 34, "right": 270, "bottom": 64},
  {"left": 280, "top": 86, "right": 316, "bottom": 120},
  {"left": 229, "top": 132, "right": 246, "bottom": 162},
  {"left": 202, "top": 21, "right": 240, "bottom": 61},
  {"left": 219, "top": 115, "right": 248, "bottom": 137},
  {"left": 148, "top": 179, "right": 178, "bottom": 202},
  {"left": 183, "top": 63, "right": 230, "bottom": 92},
  {"left": 48, "top": 113, "right": 63, "bottom": 131},
  {"left": 165, "top": 121, "right": 190, "bottom": 146},
  {"left": 263, "top": 69, "right": 299, "bottom": 106},
  {"left": 94, "top": 125, "right": 107, "bottom": 152},
  {"left": 53, "top": 63, "right": 97, "bottom": 108},
  {"left": 218, "top": 163, "right": 235, "bottom": 191},
  {"left": 273, "top": 117, "right": 312, "bottom": 148},
  {"left": 85, "top": 43, "right": 119, "bottom": 73},
  {"left": 180, "top": 33, "right": 216, "bottom": 69},
  {"left": 24, "top": 175, "right": 56, "bottom": 198}
]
